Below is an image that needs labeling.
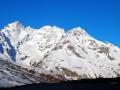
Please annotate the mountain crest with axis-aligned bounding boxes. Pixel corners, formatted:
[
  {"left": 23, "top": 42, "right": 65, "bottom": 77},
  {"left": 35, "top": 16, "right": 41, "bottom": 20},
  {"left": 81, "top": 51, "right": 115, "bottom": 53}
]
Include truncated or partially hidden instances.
[
  {"left": 40, "top": 25, "right": 64, "bottom": 33},
  {"left": 4, "top": 21, "right": 24, "bottom": 31},
  {"left": 70, "top": 27, "right": 87, "bottom": 35}
]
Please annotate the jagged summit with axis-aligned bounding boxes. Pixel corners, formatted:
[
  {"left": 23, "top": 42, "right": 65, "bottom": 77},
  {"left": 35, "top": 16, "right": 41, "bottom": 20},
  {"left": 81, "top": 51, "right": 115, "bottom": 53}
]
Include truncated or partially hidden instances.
[
  {"left": 4, "top": 21, "right": 24, "bottom": 30},
  {"left": 70, "top": 27, "right": 86, "bottom": 33},
  {"left": 9, "top": 21, "right": 21, "bottom": 26}
]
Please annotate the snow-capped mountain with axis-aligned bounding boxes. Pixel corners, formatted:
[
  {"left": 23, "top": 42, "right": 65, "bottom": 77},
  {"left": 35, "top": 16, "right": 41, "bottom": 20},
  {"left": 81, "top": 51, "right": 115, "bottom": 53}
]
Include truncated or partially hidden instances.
[{"left": 0, "top": 21, "right": 120, "bottom": 87}]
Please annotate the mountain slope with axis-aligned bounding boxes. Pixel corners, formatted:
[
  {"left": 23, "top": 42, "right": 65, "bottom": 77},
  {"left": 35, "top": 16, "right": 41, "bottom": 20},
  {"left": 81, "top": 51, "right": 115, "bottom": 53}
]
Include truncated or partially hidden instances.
[
  {"left": 0, "top": 21, "right": 120, "bottom": 84},
  {"left": 0, "top": 54, "right": 47, "bottom": 88}
]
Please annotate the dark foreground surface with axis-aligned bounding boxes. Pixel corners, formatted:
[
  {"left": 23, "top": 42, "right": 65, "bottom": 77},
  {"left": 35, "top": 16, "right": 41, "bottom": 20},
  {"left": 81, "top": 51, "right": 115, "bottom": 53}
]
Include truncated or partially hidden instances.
[{"left": 2, "top": 78, "right": 120, "bottom": 90}]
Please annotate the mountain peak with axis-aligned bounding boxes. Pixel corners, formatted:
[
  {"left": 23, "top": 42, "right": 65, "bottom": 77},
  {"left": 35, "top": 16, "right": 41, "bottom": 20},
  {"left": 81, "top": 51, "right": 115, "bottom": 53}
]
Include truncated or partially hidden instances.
[
  {"left": 4, "top": 21, "right": 24, "bottom": 31},
  {"left": 68, "top": 27, "right": 90, "bottom": 38},
  {"left": 71, "top": 27, "right": 87, "bottom": 34},
  {"left": 40, "top": 25, "right": 64, "bottom": 33},
  {"left": 11, "top": 21, "right": 21, "bottom": 25}
]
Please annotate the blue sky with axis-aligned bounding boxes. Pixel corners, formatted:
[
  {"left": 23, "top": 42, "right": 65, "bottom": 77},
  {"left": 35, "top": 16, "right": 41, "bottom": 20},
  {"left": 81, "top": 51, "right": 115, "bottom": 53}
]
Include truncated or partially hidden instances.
[{"left": 0, "top": 0, "right": 120, "bottom": 47}]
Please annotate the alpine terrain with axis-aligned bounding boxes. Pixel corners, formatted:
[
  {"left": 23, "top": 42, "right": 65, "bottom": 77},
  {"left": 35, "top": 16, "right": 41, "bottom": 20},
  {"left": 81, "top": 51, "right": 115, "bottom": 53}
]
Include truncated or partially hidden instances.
[{"left": 0, "top": 21, "right": 120, "bottom": 88}]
